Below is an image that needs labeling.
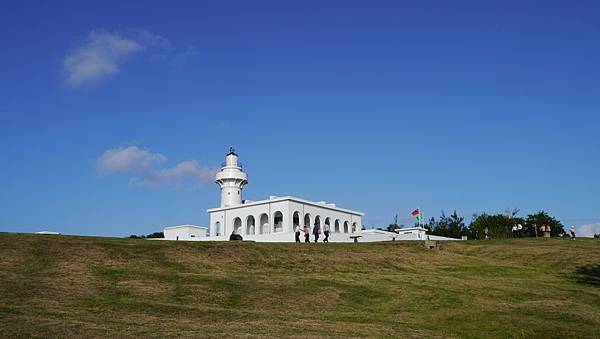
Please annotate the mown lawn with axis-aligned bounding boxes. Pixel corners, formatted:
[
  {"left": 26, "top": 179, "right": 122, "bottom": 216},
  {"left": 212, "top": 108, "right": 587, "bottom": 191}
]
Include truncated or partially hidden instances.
[{"left": 0, "top": 233, "right": 598, "bottom": 338}]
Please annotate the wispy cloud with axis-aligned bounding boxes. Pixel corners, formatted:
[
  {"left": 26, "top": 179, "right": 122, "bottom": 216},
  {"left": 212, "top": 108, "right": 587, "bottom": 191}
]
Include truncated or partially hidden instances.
[
  {"left": 96, "top": 146, "right": 166, "bottom": 174},
  {"left": 577, "top": 223, "right": 600, "bottom": 237},
  {"left": 63, "top": 29, "right": 169, "bottom": 87},
  {"left": 130, "top": 160, "right": 217, "bottom": 189},
  {"left": 96, "top": 146, "right": 217, "bottom": 190}
]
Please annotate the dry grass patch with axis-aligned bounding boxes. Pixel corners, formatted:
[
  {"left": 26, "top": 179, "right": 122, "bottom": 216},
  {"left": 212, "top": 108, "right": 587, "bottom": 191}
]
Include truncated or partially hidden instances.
[{"left": 1, "top": 233, "right": 599, "bottom": 338}]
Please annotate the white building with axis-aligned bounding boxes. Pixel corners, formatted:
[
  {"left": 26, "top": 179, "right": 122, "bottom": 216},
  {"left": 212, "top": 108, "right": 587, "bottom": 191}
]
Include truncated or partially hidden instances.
[
  {"left": 207, "top": 195, "right": 363, "bottom": 242},
  {"left": 206, "top": 149, "right": 363, "bottom": 242},
  {"left": 164, "top": 225, "right": 208, "bottom": 240},
  {"left": 360, "top": 227, "right": 462, "bottom": 242}
]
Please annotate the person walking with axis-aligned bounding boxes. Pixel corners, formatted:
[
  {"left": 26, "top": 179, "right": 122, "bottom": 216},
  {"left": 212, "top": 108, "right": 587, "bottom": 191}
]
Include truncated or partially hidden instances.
[
  {"left": 303, "top": 225, "right": 310, "bottom": 243},
  {"left": 323, "top": 223, "right": 330, "bottom": 243},
  {"left": 512, "top": 224, "right": 518, "bottom": 238},
  {"left": 294, "top": 225, "right": 301, "bottom": 243},
  {"left": 484, "top": 226, "right": 489, "bottom": 240},
  {"left": 313, "top": 224, "right": 321, "bottom": 243},
  {"left": 517, "top": 224, "right": 523, "bottom": 238},
  {"left": 569, "top": 225, "right": 576, "bottom": 240}
]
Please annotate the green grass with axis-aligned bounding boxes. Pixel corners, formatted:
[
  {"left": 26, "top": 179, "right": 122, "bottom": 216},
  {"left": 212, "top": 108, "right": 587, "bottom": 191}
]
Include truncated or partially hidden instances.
[{"left": 0, "top": 233, "right": 598, "bottom": 338}]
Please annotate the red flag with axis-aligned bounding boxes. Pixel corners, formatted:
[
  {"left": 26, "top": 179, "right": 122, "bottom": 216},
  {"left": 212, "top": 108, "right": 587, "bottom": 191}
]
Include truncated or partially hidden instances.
[{"left": 411, "top": 208, "right": 420, "bottom": 217}]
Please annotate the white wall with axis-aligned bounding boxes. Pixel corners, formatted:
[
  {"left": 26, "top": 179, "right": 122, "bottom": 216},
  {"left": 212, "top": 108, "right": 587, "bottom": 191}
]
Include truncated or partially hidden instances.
[
  {"left": 207, "top": 198, "right": 363, "bottom": 243},
  {"left": 164, "top": 225, "right": 208, "bottom": 240}
]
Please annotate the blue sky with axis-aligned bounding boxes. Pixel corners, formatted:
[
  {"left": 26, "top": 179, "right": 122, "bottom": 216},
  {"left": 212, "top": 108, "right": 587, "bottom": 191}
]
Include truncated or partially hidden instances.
[{"left": 1, "top": 0, "right": 599, "bottom": 237}]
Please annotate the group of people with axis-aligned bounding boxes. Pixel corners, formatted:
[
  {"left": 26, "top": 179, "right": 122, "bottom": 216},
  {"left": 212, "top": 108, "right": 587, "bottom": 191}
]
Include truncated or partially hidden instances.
[
  {"left": 295, "top": 224, "right": 331, "bottom": 243},
  {"left": 480, "top": 224, "right": 577, "bottom": 240},
  {"left": 511, "top": 224, "right": 524, "bottom": 238}
]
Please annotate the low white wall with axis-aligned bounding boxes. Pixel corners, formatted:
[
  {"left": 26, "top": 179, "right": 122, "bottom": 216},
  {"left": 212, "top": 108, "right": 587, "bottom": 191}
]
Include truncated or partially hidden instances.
[{"left": 164, "top": 225, "right": 208, "bottom": 240}]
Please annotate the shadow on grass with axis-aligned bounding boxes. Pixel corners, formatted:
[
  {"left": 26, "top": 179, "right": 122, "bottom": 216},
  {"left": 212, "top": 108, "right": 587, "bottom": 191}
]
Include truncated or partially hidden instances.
[{"left": 574, "top": 265, "right": 600, "bottom": 287}]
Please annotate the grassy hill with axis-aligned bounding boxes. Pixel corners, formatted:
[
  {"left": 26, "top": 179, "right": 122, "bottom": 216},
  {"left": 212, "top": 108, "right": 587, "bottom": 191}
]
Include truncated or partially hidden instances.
[{"left": 0, "top": 233, "right": 598, "bottom": 338}]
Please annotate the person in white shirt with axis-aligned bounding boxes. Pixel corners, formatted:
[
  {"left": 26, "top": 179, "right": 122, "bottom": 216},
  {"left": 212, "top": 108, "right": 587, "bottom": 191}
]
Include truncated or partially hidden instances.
[
  {"left": 569, "top": 225, "right": 576, "bottom": 240},
  {"left": 517, "top": 224, "right": 523, "bottom": 238},
  {"left": 512, "top": 225, "right": 518, "bottom": 238},
  {"left": 294, "top": 225, "right": 301, "bottom": 243},
  {"left": 323, "top": 223, "right": 331, "bottom": 243}
]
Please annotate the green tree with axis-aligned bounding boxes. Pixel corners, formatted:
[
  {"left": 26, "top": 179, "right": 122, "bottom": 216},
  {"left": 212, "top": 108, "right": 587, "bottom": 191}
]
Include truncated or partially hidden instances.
[
  {"left": 387, "top": 214, "right": 400, "bottom": 232},
  {"left": 429, "top": 211, "right": 469, "bottom": 238},
  {"left": 525, "top": 211, "right": 564, "bottom": 237},
  {"left": 447, "top": 211, "right": 468, "bottom": 238},
  {"left": 469, "top": 213, "right": 525, "bottom": 239},
  {"left": 146, "top": 231, "right": 164, "bottom": 239}
]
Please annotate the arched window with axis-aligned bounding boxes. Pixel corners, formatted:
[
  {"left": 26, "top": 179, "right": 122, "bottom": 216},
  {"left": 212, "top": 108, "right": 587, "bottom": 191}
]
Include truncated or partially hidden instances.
[
  {"left": 246, "top": 215, "right": 255, "bottom": 235},
  {"left": 334, "top": 219, "right": 340, "bottom": 233},
  {"left": 343, "top": 221, "right": 349, "bottom": 233},
  {"left": 274, "top": 211, "right": 284, "bottom": 233},
  {"left": 352, "top": 222, "right": 357, "bottom": 233},
  {"left": 260, "top": 213, "right": 269, "bottom": 234},
  {"left": 293, "top": 211, "right": 300, "bottom": 227},
  {"left": 304, "top": 214, "right": 311, "bottom": 228},
  {"left": 215, "top": 221, "right": 221, "bottom": 236},
  {"left": 233, "top": 217, "right": 242, "bottom": 234}
]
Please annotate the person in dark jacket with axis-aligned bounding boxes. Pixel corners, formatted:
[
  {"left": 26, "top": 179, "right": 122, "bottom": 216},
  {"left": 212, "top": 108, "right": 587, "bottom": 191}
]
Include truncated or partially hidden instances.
[
  {"left": 313, "top": 224, "right": 321, "bottom": 243},
  {"left": 229, "top": 231, "right": 243, "bottom": 241}
]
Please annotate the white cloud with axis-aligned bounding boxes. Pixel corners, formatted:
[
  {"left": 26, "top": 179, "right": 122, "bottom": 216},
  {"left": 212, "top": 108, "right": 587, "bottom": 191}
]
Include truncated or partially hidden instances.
[
  {"left": 63, "top": 30, "right": 169, "bottom": 86},
  {"left": 130, "top": 160, "right": 217, "bottom": 189},
  {"left": 577, "top": 223, "right": 600, "bottom": 237},
  {"left": 96, "top": 145, "right": 216, "bottom": 190},
  {"left": 134, "top": 29, "right": 171, "bottom": 49},
  {"left": 96, "top": 146, "right": 166, "bottom": 174}
]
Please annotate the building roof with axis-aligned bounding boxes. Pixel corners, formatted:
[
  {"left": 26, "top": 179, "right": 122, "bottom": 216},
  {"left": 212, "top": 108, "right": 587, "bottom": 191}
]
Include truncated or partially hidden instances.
[
  {"left": 164, "top": 224, "right": 208, "bottom": 230},
  {"left": 207, "top": 196, "right": 364, "bottom": 216}
]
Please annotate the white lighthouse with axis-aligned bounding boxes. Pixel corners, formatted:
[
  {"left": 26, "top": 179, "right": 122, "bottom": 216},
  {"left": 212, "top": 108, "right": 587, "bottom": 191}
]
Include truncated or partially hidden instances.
[
  {"left": 215, "top": 148, "right": 248, "bottom": 208},
  {"left": 167, "top": 148, "right": 367, "bottom": 241}
]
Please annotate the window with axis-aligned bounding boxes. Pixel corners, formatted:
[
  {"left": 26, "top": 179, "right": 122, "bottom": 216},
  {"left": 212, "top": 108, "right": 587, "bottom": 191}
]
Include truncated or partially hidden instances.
[
  {"left": 233, "top": 217, "right": 242, "bottom": 234},
  {"left": 274, "top": 211, "right": 283, "bottom": 233},
  {"left": 293, "top": 211, "right": 300, "bottom": 227},
  {"left": 246, "top": 215, "right": 255, "bottom": 235},
  {"left": 260, "top": 213, "right": 269, "bottom": 234}
]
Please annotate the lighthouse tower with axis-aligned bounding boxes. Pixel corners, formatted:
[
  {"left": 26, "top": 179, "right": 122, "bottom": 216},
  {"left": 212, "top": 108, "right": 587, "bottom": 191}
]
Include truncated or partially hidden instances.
[{"left": 215, "top": 148, "right": 248, "bottom": 208}]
